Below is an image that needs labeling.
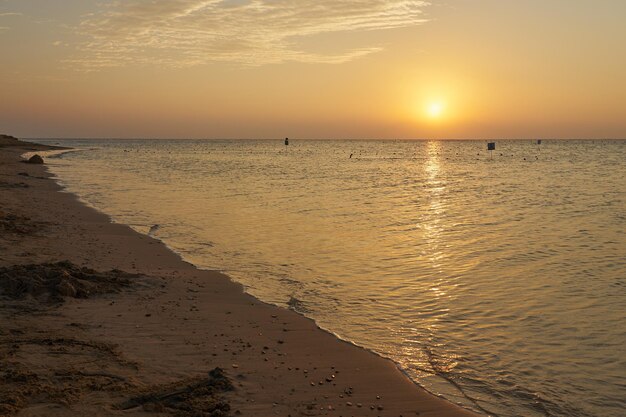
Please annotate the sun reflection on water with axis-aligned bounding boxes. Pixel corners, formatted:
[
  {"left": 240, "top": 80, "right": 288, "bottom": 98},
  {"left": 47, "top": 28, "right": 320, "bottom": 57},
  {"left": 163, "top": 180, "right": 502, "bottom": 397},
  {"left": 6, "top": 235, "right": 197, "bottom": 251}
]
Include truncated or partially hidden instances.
[{"left": 421, "top": 141, "right": 446, "bottom": 273}]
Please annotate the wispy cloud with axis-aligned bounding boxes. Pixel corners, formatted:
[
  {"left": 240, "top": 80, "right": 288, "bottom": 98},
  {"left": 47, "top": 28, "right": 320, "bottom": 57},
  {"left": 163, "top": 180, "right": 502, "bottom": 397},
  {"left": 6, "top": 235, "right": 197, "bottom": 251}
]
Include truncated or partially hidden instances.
[{"left": 71, "top": 0, "right": 429, "bottom": 69}]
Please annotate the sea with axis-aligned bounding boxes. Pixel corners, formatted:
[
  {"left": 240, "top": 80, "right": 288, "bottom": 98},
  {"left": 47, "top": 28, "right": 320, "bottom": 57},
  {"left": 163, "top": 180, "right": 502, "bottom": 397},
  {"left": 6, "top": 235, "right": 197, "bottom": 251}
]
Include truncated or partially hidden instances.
[{"left": 34, "top": 139, "right": 625, "bottom": 417}]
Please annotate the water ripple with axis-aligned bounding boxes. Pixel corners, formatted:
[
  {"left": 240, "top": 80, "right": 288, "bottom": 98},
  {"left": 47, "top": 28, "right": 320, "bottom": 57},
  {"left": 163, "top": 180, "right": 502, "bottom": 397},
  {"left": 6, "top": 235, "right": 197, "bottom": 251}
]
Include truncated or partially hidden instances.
[{"left": 41, "top": 138, "right": 626, "bottom": 417}]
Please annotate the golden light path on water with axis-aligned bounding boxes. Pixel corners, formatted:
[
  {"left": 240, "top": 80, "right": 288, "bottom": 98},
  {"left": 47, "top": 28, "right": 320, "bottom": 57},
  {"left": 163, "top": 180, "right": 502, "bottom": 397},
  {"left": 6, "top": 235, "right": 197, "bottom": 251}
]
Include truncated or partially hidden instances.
[
  {"left": 40, "top": 139, "right": 626, "bottom": 417},
  {"left": 400, "top": 141, "right": 462, "bottom": 394}
]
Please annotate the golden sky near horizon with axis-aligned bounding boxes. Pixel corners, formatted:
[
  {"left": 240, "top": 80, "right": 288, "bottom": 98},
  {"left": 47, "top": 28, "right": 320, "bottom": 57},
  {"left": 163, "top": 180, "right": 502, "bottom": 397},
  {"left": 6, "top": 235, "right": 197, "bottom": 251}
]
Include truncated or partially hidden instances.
[{"left": 1, "top": 0, "right": 625, "bottom": 139}]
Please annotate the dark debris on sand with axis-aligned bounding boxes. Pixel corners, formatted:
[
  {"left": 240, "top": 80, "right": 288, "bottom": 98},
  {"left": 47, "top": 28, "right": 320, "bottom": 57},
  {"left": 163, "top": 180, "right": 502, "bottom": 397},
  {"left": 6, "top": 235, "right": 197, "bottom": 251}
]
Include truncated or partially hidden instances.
[
  {"left": 24, "top": 154, "right": 44, "bottom": 164},
  {"left": 0, "top": 181, "right": 29, "bottom": 189},
  {"left": 0, "top": 212, "right": 45, "bottom": 236},
  {"left": 0, "top": 261, "right": 138, "bottom": 304},
  {"left": 119, "top": 368, "right": 233, "bottom": 417}
]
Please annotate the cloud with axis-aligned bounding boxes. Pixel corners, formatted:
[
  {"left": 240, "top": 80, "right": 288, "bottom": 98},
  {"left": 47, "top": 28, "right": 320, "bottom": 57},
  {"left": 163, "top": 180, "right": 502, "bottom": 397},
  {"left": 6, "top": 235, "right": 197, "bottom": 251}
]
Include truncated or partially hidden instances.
[
  {"left": 0, "top": 11, "right": 21, "bottom": 32},
  {"left": 70, "top": 0, "right": 429, "bottom": 69}
]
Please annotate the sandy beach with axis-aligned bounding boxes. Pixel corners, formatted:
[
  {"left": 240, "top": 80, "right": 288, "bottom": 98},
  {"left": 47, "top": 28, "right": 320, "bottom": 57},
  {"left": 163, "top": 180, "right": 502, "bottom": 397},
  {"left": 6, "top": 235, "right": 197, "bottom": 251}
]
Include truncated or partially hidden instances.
[{"left": 0, "top": 136, "right": 478, "bottom": 416}]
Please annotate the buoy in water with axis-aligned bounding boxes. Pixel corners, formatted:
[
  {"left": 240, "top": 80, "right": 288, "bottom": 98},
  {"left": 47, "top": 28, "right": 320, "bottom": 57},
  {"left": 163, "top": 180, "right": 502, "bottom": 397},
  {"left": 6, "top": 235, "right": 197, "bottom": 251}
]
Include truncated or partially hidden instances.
[{"left": 487, "top": 142, "right": 496, "bottom": 160}]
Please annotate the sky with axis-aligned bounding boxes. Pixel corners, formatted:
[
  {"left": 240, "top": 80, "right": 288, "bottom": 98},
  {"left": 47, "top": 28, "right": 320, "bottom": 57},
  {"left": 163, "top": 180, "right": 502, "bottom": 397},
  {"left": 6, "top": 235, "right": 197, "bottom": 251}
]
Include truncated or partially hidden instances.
[{"left": 1, "top": 0, "right": 625, "bottom": 139}]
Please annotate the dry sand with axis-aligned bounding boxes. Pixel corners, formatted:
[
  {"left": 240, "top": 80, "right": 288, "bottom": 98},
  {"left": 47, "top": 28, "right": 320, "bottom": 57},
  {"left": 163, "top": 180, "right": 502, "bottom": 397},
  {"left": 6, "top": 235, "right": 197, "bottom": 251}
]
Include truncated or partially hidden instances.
[{"left": 0, "top": 137, "right": 479, "bottom": 417}]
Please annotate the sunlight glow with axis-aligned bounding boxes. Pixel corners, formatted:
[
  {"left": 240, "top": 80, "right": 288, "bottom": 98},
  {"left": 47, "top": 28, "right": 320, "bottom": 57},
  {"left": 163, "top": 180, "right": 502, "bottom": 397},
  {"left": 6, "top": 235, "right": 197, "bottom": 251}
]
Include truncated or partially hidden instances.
[{"left": 427, "top": 102, "right": 444, "bottom": 118}]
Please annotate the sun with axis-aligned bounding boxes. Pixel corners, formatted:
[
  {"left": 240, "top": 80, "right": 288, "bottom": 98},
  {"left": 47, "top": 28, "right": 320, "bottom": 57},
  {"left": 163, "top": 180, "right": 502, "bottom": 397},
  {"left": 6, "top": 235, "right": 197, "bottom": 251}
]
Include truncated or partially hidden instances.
[{"left": 426, "top": 102, "right": 444, "bottom": 118}]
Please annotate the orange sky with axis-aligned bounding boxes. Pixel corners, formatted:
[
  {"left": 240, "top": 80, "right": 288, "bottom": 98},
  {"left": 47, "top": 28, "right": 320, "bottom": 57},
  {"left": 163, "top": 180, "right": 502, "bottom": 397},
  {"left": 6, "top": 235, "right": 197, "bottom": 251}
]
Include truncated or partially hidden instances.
[{"left": 1, "top": 0, "right": 625, "bottom": 139}]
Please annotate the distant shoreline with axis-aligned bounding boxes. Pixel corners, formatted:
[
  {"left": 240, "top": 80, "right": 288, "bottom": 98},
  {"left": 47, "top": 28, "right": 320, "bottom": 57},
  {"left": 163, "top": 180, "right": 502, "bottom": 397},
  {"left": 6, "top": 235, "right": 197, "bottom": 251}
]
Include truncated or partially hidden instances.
[{"left": 26, "top": 137, "right": 626, "bottom": 142}]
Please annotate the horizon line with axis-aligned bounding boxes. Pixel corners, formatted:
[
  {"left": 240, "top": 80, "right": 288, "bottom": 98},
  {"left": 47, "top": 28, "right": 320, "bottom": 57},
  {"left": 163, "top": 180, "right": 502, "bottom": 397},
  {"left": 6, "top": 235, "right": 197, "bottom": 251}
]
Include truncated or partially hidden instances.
[{"left": 24, "top": 137, "right": 626, "bottom": 141}]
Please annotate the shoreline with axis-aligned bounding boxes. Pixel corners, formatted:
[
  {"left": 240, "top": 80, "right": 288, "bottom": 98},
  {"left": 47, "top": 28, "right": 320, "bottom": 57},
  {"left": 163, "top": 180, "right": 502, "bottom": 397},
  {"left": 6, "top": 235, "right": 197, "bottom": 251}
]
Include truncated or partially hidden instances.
[{"left": 1, "top": 137, "right": 480, "bottom": 416}]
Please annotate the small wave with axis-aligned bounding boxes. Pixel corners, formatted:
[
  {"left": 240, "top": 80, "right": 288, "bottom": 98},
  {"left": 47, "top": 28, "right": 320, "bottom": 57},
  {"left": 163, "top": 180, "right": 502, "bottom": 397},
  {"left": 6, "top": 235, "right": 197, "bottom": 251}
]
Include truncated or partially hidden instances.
[
  {"left": 287, "top": 296, "right": 310, "bottom": 314},
  {"left": 148, "top": 224, "right": 160, "bottom": 236}
]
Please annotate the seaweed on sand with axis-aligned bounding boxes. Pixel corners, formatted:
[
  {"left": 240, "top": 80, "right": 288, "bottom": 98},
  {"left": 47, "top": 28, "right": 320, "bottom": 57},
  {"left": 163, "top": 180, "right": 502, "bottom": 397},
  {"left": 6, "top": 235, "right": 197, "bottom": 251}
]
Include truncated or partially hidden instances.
[{"left": 0, "top": 261, "right": 137, "bottom": 304}]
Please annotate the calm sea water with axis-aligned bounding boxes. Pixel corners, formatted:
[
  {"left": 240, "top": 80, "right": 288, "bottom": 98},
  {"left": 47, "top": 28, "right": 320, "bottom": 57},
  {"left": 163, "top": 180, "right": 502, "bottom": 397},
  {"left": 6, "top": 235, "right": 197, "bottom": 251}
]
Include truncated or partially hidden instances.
[{"left": 38, "top": 139, "right": 625, "bottom": 417}]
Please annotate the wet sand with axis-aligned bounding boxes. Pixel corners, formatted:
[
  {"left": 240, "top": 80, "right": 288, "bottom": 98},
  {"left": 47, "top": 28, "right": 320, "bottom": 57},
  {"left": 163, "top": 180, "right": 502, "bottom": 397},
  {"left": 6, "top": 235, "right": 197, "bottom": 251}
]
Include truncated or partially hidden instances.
[{"left": 0, "top": 136, "right": 479, "bottom": 416}]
